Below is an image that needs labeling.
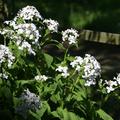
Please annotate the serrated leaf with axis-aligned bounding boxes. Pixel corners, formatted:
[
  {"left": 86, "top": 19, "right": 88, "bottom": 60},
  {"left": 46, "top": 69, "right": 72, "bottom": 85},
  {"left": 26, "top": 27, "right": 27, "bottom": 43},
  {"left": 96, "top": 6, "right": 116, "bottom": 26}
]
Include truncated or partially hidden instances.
[
  {"left": 52, "top": 107, "right": 85, "bottom": 120},
  {"left": 96, "top": 109, "right": 113, "bottom": 120},
  {"left": 50, "top": 92, "right": 61, "bottom": 103},
  {"left": 73, "top": 90, "right": 86, "bottom": 101}
]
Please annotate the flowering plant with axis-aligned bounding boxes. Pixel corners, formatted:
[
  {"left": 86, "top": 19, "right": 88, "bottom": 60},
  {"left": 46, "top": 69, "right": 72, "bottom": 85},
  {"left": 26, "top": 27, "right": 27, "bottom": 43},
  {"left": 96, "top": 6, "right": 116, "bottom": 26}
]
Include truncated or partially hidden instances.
[{"left": 0, "top": 5, "right": 120, "bottom": 120}]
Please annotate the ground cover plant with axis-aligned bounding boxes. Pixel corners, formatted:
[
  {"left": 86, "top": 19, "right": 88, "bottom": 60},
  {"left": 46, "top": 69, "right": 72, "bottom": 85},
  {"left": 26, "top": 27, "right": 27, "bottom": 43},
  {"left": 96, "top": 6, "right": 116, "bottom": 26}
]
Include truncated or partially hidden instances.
[{"left": 0, "top": 5, "right": 120, "bottom": 120}]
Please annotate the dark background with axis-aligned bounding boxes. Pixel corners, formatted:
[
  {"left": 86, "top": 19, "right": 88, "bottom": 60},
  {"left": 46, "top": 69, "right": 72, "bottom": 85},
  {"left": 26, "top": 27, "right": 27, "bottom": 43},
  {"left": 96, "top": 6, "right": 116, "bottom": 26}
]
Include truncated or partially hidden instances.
[{"left": 5, "top": 0, "right": 120, "bottom": 33}]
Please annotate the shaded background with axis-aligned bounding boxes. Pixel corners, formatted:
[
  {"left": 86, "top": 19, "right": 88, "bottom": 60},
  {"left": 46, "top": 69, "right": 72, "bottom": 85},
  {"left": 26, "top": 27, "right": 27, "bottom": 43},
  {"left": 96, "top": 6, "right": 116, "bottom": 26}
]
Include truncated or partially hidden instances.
[{"left": 6, "top": 0, "right": 120, "bottom": 33}]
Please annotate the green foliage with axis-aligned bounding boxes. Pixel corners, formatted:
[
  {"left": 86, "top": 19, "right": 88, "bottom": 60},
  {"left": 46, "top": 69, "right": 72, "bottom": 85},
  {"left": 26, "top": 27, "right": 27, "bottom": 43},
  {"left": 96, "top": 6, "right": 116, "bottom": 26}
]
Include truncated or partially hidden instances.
[
  {"left": 96, "top": 109, "right": 113, "bottom": 120},
  {"left": 43, "top": 53, "right": 53, "bottom": 68},
  {"left": 30, "top": 101, "right": 51, "bottom": 120},
  {"left": 52, "top": 107, "right": 85, "bottom": 120}
]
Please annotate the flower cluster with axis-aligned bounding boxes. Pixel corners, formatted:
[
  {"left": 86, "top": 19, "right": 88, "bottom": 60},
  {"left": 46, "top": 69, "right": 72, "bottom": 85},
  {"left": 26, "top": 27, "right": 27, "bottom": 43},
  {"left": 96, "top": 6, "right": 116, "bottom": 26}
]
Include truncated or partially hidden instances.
[
  {"left": 56, "top": 65, "right": 69, "bottom": 78},
  {"left": 15, "top": 23, "right": 40, "bottom": 43},
  {"left": 1, "top": 19, "right": 41, "bottom": 55},
  {"left": 105, "top": 73, "right": 120, "bottom": 93},
  {"left": 83, "top": 54, "right": 101, "bottom": 84},
  {"left": 43, "top": 19, "right": 59, "bottom": 33},
  {"left": 16, "top": 5, "right": 43, "bottom": 21},
  {"left": 16, "top": 89, "right": 41, "bottom": 118},
  {"left": 0, "top": 27, "right": 15, "bottom": 39},
  {"left": 114, "top": 73, "right": 120, "bottom": 85},
  {"left": 14, "top": 23, "right": 40, "bottom": 55},
  {"left": 0, "top": 72, "right": 8, "bottom": 80},
  {"left": 105, "top": 80, "right": 117, "bottom": 93},
  {"left": 70, "top": 54, "right": 101, "bottom": 86},
  {"left": 1, "top": 20, "right": 41, "bottom": 44},
  {"left": 62, "top": 28, "right": 79, "bottom": 45},
  {"left": 18, "top": 41, "right": 36, "bottom": 55},
  {"left": 34, "top": 75, "right": 48, "bottom": 81},
  {"left": 70, "top": 56, "right": 84, "bottom": 71},
  {"left": 0, "top": 45, "right": 15, "bottom": 68}
]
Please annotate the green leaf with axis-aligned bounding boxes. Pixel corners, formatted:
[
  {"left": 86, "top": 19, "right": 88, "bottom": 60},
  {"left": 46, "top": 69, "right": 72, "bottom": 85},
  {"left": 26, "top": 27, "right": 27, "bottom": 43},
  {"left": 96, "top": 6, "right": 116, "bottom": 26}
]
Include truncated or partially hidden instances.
[
  {"left": 43, "top": 83, "right": 57, "bottom": 94},
  {"left": 16, "top": 79, "right": 35, "bottom": 86},
  {"left": 50, "top": 92, "right": 61, "bottom": 103},
  {"left": 0, "top": 86, "right": 12, "bottom": 99},
  {"left": 44, "top": 53, "right": 53, "bottom": 68},
  {"left": 96, "top": 109, "right": 113, "bottom": 120},
  {"left": 46, "top": 40, "right": 65, "bottom": 50},
  {"left": 56, "top": 42, "right": 65, "bottom": 50},
  {"left": 52, "top": 107, "right": 85, "bottom": 120},
  {"left": 30, "top": 101, "right": 51, "bottom": 119},
  {"left": 73, "top": 91, "right": 85, "bottom": 101}
]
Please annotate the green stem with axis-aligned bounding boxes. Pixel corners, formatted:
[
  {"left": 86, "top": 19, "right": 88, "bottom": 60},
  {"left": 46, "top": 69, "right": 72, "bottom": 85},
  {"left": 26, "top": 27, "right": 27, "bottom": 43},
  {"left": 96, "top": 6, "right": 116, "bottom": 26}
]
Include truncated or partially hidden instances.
[
  {"left": 68, "top": 69, "right": 76, "bottom": 80},
  {"left": 63, "top": 47, "right": 69, "bottom": 62}
]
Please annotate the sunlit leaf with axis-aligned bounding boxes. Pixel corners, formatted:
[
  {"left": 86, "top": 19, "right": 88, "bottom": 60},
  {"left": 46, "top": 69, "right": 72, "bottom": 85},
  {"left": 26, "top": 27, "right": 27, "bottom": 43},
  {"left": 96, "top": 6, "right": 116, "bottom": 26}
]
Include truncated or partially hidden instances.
[
  {"left": 52, "top": 107, "right": 85, "bottom": 120},
  {"left": 96, "top": 109, "right": 113, "bottom": 120}
]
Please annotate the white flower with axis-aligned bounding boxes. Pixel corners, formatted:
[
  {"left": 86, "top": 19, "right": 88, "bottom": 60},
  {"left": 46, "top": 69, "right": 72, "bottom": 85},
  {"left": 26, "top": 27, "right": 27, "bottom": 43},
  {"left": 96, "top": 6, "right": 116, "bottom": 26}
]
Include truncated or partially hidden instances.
[
  {"left": 17, "top": 28, "right": 24, "bottom": 34},
  {"left": 62, "top": 28, "right": 79, "bottom": 45},
  {"left": 114, "top": 73, "right": 120, "bottom": 85},
  {"left": 34, "top": 75, "right": 48, "bottom": 81},
  {"left": 4, "top": 20, "right": 11, "bottom": 25},
  {"left": 56, "top": 66, "right": 69, "bottom": 78},
  {"left": 14, "top": 23, "right": 41, "bottom": 43},
  {"left": 105, "top": 80, "right": 117, "bottom": 93},
  {"left": 4, "top": 20, "right": 16, "bottom": 28},
  {"left": 70, "top": 54, "right": 101, "bottom": 84},
  {"left": 18, "top": 41, "right": 36, "bottom": 55},
  {"left": 82, "top": 54, "right": 101, "bottom": 82},
  {"left": 1, "top": 22, "right": 41, "bottom": 47},
  {"left": 70, "top": 54, "right": 101, "bottom": 86},
  {"left": 0, "top": 28, "right": 15, "bottom": 39},
  {"left": 0, "top": 45, "right": 15, "bottom": 68},
  {"left": 70, "top": 56, "right": 83, "bottom": 71},
  {"left": 61, "top": 72, "right": 70, "bottom": 78},
  {"left": 75, "top": 65, "right": 81, "bottom": 71},
  {"left": 0, "top": 73, "right": 8, "bottom": 79},
  {"left": 10, "top": 23, "right": 41, "bottom": 55},
  {"left": 105, "top": 80, "right": 117, "bottom": 87},
  {"left": 84, "top": 80, "right": 96, "bottom": 86},
  {"left": 106, "top": 86, "right": 115, "bottom": 93},
  {"left": 1, "top": 23, "right": 40, "bottom": 55},
  {"left": 16, "top": 6, "right": 43, "bottom": 21},
  {"left": 43, "top": 19, "right": 59, "bottom": 32}
]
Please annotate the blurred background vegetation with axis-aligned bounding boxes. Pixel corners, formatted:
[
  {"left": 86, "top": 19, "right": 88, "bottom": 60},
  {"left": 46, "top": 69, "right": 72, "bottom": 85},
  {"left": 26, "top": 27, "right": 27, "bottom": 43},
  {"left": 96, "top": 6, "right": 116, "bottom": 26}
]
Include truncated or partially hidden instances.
[{"left": 2, "top": 0, "right": 120, "bottom": 33}]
